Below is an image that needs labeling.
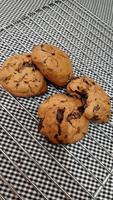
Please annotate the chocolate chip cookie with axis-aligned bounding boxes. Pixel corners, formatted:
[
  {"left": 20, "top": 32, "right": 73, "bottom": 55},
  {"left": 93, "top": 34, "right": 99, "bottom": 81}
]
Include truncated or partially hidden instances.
[
  {"left": 67, "top": 76, "right": 96, "bottom": 98},
  {"left": 0, "top": 54, "right": 47, "bottom": 97},
  {"left": 38, "top": 94, "right": 89, "bottom": 144},
  {"left": 67, "top": 76, "right": 111, "bottom": 123},
  {"left": 32, "top": 44, "right": 73, "bottom": 86},
  {"left": 84, "top": 85, "right": 111, "bottom": 123}
]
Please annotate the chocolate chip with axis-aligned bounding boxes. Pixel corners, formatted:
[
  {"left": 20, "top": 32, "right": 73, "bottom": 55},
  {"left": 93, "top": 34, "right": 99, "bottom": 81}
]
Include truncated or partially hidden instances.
[
  {"left": 23, "top": 62, "right": 35, "bottom": 68},
  {"left": 43, "top": 59, "right": 46, "bottom": 64},
  {"left": 74, "top": 90, "right": 88, "bottom": 99},
  {"left": 16, "top": 83, "right": 19, "bottom": 87},
  {"left": 93, "top": 105, "right": 100, "bottom": 112},
  {"left": 54, "top": 133, "right": 62, "bottom": 143},
  {"left": 67, "top": 110, "right": 81, "bottom": 122},
  {"left": 77, "top": 86, "right": 80, "bottom": 90},
  {"left": 32, "top": 68, "right": 36, "bottom": 72},
  {"left": 91, "top": 115, "right": 99, "bottom": 121},
  {"left": 38, "top": 119, "right": 43, "bottom": 132},
  {"left": 77, "top": 105, "right": 85, "bottom": 114},
  {"left": 56, "top": 108, "right": 65, "bottom": 123},
  {"left": 4, "top": 77, "right": 10, "bottom": 81},
  {"left": 83, "top": 79, "right": 92, "bottom": 86},
  {"left": 16, "top": 68, "right": 20, "bottom": 72},
  {"left": 91, "top": 81, "right": 96, "bottom": 85},
  {"left": 82, "top": 132, "right": 86, "bottom": 135},
  {"left": 47, "top": 68, "right": 53, "bottom": 71},
  {"left": 54, "top": 134, "right": 59, "bottom": 138},
  {"left": 60, "top": 100, "right": 67, "bottom": 103},
  {"left": 58, "top": 125, "right": 61, "bottom": 135},
  {"left": 52, "top": 53, "right": 55, "bottom": 55},
  {"left": 26, "top": 54, "right": 31, "bottom": 57},
  {"left": 41, "top": 44, "right": 44, "bottom": 49},
  {"left": 71, "top": 89, "right": 81, "bottom": 96}
]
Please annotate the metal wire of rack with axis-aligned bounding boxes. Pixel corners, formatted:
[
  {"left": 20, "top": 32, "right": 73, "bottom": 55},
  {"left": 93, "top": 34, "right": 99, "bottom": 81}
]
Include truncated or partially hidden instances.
[
  {"left": 0, "top": 0, "right": 113, "bottom": 200},
  {"left": 73, "top": 0, "right": 113, "bottom": 27}
]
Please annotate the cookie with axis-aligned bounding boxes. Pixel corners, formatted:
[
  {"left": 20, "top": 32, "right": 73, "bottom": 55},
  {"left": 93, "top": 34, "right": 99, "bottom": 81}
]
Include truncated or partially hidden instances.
[
  {"left": 67, "top": 76, "right": 111, "bottom": 123},
  {"left": 38, "top": 94, "right": 89, "bottom": 144},
  {"left": 67, "top": 76, "right": 96, "bottom": 98},
  {"left": 0, "top": 54, "right": 47, "bottom": 97},
  {"left": 32, "top": 44, "right": 73, "bottom": 86},
  {"left": 84, "top": 85, "right": 111, "bottom": 123}
]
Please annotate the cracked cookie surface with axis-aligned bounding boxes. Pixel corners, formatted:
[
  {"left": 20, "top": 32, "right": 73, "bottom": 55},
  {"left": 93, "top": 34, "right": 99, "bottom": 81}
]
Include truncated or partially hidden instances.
[
  {"left": 32, "top": 44, "right": 73, "bottom": 86},
  {"left": 0, "top": 53, "right": 47, "bottom": 97},
  {"left": 67, "top": 76, "right": 111, "bottom": 123},
  {"left": 38, "top": 94, "right": 89, "bottom": 144}
]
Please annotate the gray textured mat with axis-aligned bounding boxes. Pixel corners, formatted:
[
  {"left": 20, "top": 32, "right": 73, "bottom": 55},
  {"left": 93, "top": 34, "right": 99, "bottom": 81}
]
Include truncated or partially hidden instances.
[{"left": 0, "top": 0, "right": 113, "bottom": 200}]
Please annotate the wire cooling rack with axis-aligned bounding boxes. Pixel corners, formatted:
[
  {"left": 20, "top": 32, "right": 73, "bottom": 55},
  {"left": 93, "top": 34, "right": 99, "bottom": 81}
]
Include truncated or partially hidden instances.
[{"left": 0, "top": 0, "right": 113, "bottom": 199}]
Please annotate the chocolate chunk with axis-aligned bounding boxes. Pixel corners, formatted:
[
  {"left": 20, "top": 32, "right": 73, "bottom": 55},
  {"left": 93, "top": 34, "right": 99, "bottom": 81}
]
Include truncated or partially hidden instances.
[
  {"left": 58, "top": 125, "right": 61, "bottom": 135},
  {"left": 77, "top": 86, "right": 80, "bottom": 90},
  {"left": 16, "top": 83, "right": 19, "bottom": 87},
  {"left": 91, "top": 115, "right": 99, "bottom": 121},
  {"left": 47, "top": 68, "right": 53, "bottom": 71},
  {"left": 67, "top": 106, "right": 84, "bottom": 122},
  {"left": 93, "top": 105, "right": 100, "bottom": 112},
  {"left": 67, "top": 109, "right": 82, "bottom": 121},
  {"left": 38, "top": 119, "right": 43, "bottom": 132},
  {"left": 77, "top": 105, "right": 85, "bottom": 114},
  {"left": 41, "top": 44, "right": 44, "bottom": 49},
  {"left": 4, "top": 76, "right": 10, "bottom": 81},
  {"left": 32, "top": 68, "right": 36, "bottom": 72},
  {"left": 43, "top": 59, "right": 47, "bottom": 64},
  {"left": 74, "top": 90, "right": 88, "bottom": 99},
  {"left": 54, "top": 133, "right": 59, "bottom": 138},
  {"left": 91, "top": 81, "right": 96, "bottom": 85},
  {"left": 56, "top": 108, "right": 65, "bottom": 123},
  {"left": 81, "top": 98, "right": 87, "bottom": 106},
  {"left": 60, "top": 100, "right": 67, "bottom": 103},
  {"left": 23, "top": 62, "right": 35, "bottom": 68},
  {"left": 16, "top": 68, "right": 20, "bottom": 72},
  {"left": 82, "top": 132, "right": 86, "bottom": 135},
  {"left": 26, "top": 54, "right": 31, "bottom": 57},
  {"left": 83, "top": 79, "right": 92, "bottom": 86},
  {"left": 54, "top": 133, "right": 62, "bottom": 143}
]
